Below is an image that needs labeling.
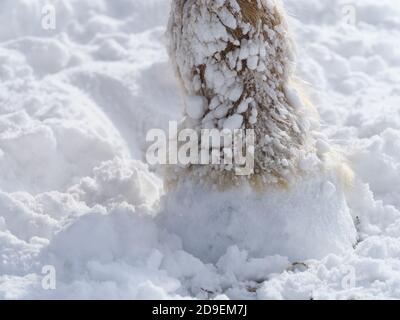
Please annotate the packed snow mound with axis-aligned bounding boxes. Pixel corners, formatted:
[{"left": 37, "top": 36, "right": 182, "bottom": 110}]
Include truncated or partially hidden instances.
[
  {"left": 1, "top": 0, "right": 400, "bottom": 300},
  {"left": 160, "top": 172, "right": 357, "bottom": 263}
]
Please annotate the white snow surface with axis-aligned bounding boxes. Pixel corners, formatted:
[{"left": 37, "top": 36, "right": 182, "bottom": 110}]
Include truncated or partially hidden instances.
[{"left": 1, "top": 0, "right": 400, "bottom": 300}]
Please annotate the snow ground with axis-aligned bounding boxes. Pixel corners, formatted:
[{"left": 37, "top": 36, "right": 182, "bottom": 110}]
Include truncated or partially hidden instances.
[{"left": 0, "top": 0, "right": 400, "bottom": 300}]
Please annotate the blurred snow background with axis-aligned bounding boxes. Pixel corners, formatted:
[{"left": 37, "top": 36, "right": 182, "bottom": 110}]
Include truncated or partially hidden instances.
[{"left": 0, "top": 0, "right": 400, "bottom": 299}]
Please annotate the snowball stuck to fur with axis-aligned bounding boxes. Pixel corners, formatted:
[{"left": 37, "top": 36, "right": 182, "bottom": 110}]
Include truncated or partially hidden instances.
[
  {"left": 185, "top": 95, "right": 207, "bottom": 120},
  {"left": 223, "top": 114, "right": 244, "bottom": 130}
]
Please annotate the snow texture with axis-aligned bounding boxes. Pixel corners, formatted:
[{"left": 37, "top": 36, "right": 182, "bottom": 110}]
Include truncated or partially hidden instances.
[{"left": 1, "top": 0, "right": 400, "bottom": 300}]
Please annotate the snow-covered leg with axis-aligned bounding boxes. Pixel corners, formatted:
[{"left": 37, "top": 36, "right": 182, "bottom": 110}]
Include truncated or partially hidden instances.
[
  {"left": 167, "top": 0, "right": 322, "bottom": 188},
  {"left": 162, "top": 0, "right": 357, "bottom": 262}
]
